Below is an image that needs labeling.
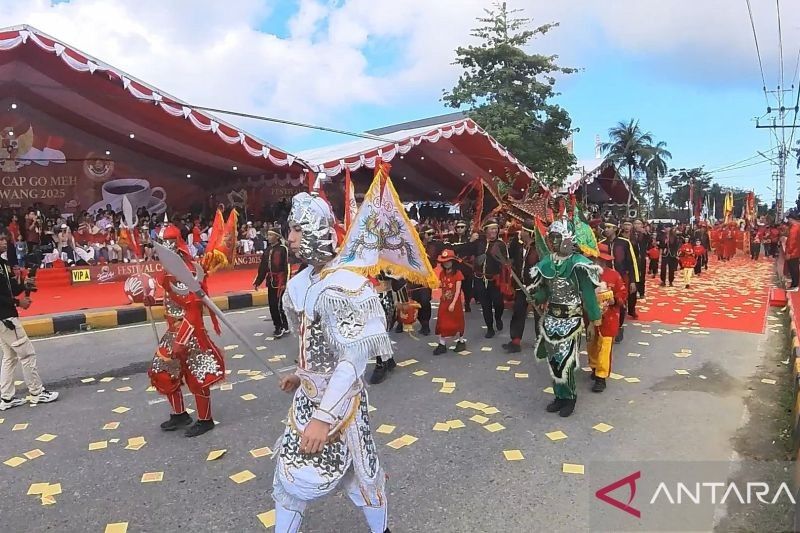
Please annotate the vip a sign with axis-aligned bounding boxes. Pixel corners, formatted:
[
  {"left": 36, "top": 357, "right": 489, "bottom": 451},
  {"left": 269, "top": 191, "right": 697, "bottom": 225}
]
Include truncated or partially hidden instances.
[{"left": 590, "top": 461, "right": 795, "bottom": 531}]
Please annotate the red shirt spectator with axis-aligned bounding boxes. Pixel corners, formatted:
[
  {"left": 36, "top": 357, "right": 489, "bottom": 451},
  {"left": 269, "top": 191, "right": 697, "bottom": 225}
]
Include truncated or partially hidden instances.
[{"left": 785, "top": 220, "right": 800, "bottom": 259}]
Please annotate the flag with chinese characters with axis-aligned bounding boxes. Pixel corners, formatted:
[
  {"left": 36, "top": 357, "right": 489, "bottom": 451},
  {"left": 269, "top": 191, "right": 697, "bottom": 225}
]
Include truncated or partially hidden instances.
[
  {"left": 325, "top": 161, "right": 438, "bottom": 288},
  {"left": 202, "top": 208, "right": 238, "bottom": 272}
]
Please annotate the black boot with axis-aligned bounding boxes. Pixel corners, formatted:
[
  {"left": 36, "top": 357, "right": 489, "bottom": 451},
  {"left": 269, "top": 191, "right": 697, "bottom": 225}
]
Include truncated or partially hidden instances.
[
  {"left": 592, "top": 378, "right": 607, "bottom": 393},
  {"left": 454, "top": 340, "right": 466, "bottom": 352},
  {"left": 559, "top": 399, "right": 576, "bottom": 417},
  {"left": 420, "top": 323, "right": 431, "bottom": 336},
  {"left": 433, "top": 343, "right": 447, "bottom": 355},
  {"left": 503, "top": 342, "right": 521, "bottom": 353},
  {"left": 160, "top": 412, "right": 192, "bottom": 431},
  {"left": 185, "top": 419, "right": 215, "bottom": 438},
  {"left": 546, "top": 398, "right": 566, "bottom": 413},
  {"left": 369, "top": 358, "right": 395, "bottom": 384},
  {"left": 496, "top": 319, "right": 504, "bottom": 331},
  {"left": 394, "top": 323, "right": 403, "bottom": 333},
  {"left": 614, "top": 329, "right": 624, "bottom": 344},
  {"left": 590, "top": 369, "right": 596, "bottom": 381},
  {"left": 485, "top": 329, "right": 495, "bottom": 339}
]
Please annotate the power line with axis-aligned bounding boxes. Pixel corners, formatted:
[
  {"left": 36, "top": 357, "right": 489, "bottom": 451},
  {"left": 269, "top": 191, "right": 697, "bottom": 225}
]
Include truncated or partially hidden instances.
[
  {"left": 745, "top": 0, "right": 769, "bottom": 95},
  {"left": 777, "top": 0, "right": 785, "bottom": 94},
  {"left": 704, "top": 147, "right": 778, "bottom": 173}
]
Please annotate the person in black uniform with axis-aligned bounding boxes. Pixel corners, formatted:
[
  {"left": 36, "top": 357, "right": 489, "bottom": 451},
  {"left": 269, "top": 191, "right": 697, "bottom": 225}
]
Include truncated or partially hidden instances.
[
  {"left": 413, "top": 226, "right": 445, "bottom": 335},
  {"left": 462, "top": 218, "right": 509, "bottom": 338},
  {"left": 503, "top": 219, "right": 540, "bottom": 353},
  {"left": 659, "top": 225, "right": 681, "bottom": 287},
  {"left": 447, "top": 220, "right": 474, "bottom": 312},
  {"left": 618, "top": 221, "right": 641, "bottom": 320},
  {"left": 631, "top": 219, "right": 650, "bottom": 299},
  {"left": 601, "top": 223, "right": 639, "bottom": 343},
  {"left": 253, "top": 227, "right": 290, "bottom": 337}
]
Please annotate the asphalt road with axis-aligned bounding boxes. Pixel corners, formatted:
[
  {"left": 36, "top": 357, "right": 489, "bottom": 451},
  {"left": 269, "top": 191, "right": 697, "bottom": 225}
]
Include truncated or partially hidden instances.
[{"left": 0, "top": 303, "right": 775, "bottom": 532}]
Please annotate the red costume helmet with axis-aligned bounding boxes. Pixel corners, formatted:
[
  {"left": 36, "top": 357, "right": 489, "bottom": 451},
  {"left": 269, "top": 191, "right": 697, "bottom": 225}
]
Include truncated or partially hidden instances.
[{"left": 157, "top": 223, "right": 191, "bottom": 258}]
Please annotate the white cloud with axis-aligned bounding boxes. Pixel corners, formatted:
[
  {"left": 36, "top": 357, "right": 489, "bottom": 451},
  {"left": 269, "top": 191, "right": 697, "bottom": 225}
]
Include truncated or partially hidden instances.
[{"left": 0, "top": 0, "right": 797, "bottom": 150}]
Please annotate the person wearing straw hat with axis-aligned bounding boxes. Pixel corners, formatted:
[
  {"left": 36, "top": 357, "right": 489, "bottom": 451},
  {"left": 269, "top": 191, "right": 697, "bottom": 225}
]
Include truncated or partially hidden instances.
[
  {"left": 503, "top": 219, "right": 540, "bottom": 353},
  {"left": 586, "top": 241, "right": 627, "bottom": 393},
  {"left": 254, "top": 226, "right": 290, "bottom": 337},
  {"left": 433, "top": 249, "right": 466, "bottom": 355}
]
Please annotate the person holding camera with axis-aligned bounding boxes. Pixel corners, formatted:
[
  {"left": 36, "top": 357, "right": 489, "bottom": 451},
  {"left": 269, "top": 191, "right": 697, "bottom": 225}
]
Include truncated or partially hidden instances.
[{"left": 0, "top": 234, "right": 59, "bottom": 410}]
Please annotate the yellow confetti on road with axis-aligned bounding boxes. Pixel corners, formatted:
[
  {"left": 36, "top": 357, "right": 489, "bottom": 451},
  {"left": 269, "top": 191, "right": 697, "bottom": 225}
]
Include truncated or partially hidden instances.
[
  {"left": 104, "top": 523, "right": 129, "bottom": 533},
  {"left": 545, "top": 431, "right": 568, "bottom": 441},
  {"left": 376, "top": 424, "right": 396, "bottom": 435},
  {"left": 36, "top": 433, "right": 57, "bottom": 442},
  {"left": 592, "top": 423, "right": 614, "bottom": 433},
  {"left": 141, "top": 472, "right": 164, "bottom": 483},
  {"left": 562, "top": 463, "right": 585, "bottom": 475},
  {"left": 470, "top": 415, "right": 489, "bottom": 424},
  {"left": 483, "top": 422, "right": 505, "bottom": 433},
  {"left": 503, "top": 450, "right": 524, "bottom": 461},
  {"left": 206, "top": 449, "right": 227, "bottom": 461},
  {"left": 111, "top": 406, "right": 130, "bottom": 414},
  {"left": 88, "top": 441, "right": 108, "bottom": 451},
  {"left": 250, "top": 447, "right": 273, "bottom": 458},
  {"left": 257, "top": 510, "right": 276, "bottom": 528}
]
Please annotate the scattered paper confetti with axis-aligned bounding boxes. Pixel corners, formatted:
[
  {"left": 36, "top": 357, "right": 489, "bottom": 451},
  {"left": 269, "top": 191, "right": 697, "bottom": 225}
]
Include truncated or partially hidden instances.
[
  {"left": 427, "top": 342, "right": 439, "bottom": 348},
  {"left": 507, "top": 360, "right": 521, "bottom": 365},
  {"left": 240, "top": 394, "right": 258, "bottom": 401},
  {"left": 608, "top": 373, "right": 625, "bottom": 380},
  {"left": 470, "top": 414, "right": 489, "bottom": 424},
  {"left": 496, "top": 366, "right": 511, "bottom": 371},
  {"left": 483, "top": 422, "right": 505, "bottom": 433},
  {"left": 761, "top": 378, "right": 777, "bottom": 385},
  {"left": 116, "top": 386, "right": 133, "bottom": 392},
  {"left": 432, "top": 422, "right": 450, "bottom": 432},
  {"left": 481, "top": 347, "right": 493, "bottom": 352},
  {"left": 482, "top": 407, "right": 500, "bottom": 415},
  {"left": 593, "top": 423, "right": 614, "bottom": 433},
  {"left": 624, "top": 377, "right": 641, "bottom": 383},
  {"left": 99, "top": 377, "right": 115, "bottom": 383},
  {"left": 456, "top": 401, "right": 475, "bottom": 409},
  {"left": 229, "top": 470, "right": 256, "bottom": 484},
  {"left": 249, "top": 447, "right": 273, "bottom": 458},
  {"left": 396, "top": 359, "right": 418, "bottom": 367},
  {"left": 104, "top": 523, "right": 129, "bottom": 533},
  {"left": 80, "top": 377, "right": 96, "bottom": 383},
  {"left": 4, "top": 456, "right": 26, "bottom": 467},
  {"left": 431, "top": 377, "right": 447, "bottom": 383},
  {"left": 36, "top": 433, "right": 57, "bottom": 442},
  {"left": 111, "top": 406, "right": 130, "bottom": 414},
  {"left": 224, "top": 344, "right": 239, "bottom": 350},
  {"left": 514, "top": 373, "right": 529, "bottom": 379},
  {"left": 458, "top": 351, "right": 472, "bottom": 356},
  {"left": 562, "top": 463, "right": 585, "bottom": 475},
  {"left": 447, "top": 419, "right": 465, "bottom": 429},
  {"left": 23, "top": 449, "right": 44, "bottom": 460},
  {"left": 206, "top": 449, "right": 227, "bottom": 461},
  {"left": 232, "top": 354, "right": 245, "bottom": 359},
  {"left": 545, "top": 430, "right": 568, "bottom": 441},
  {"left": 543, "top": 387, "right": 554, "bottom": 394},
  {"left": 503, "top": 450, "right": 524, "bottom": 461},
  {"left": 141, "top": 472, "right": 164, "bottom": 483},
  {"left": 674, "top": 369, "right": 690, "bottom": 375},
  {"left": 27, "top": 482, "right": 50, "bottom": 495},
  {"left": 42, "top": 483, "right": 62, "bottom": 497},
  {"left": 220, "top": 383, "right": 233, "bottom": 391},
  {"left": 638, "top": 342, "right": 650, "bottom": 346},
  {"left": 12, "top": 423, "right": 28, "bottom": 431},
  {"left": 386, "top": 434, "right": 418, "bottom": 449},
  {"left": 439, "top": 387, "right": 455, "bottom": 394},
  {"left": 89, "top": 441, "right": 108, "bottom": 451},
  {"left": 257, "top": 510, "right": 276, "bottom": 529},
  {"left": 256, "top": 346, "right": 267, "bottom": 351}
]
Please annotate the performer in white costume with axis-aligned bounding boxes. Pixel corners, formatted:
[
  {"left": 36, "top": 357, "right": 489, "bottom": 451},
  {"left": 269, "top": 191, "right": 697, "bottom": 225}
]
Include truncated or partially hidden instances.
[{"left": 273, "top": 192, "right": 392, "bottom": 533}]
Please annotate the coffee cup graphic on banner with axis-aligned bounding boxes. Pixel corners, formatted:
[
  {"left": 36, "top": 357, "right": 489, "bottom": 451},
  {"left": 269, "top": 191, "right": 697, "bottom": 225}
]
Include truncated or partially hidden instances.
[{"left": 88, "top": 178, "right": 167, "bottom": 215}]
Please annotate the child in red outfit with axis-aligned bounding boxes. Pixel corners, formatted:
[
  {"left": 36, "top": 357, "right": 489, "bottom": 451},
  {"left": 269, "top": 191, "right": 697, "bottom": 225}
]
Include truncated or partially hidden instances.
[
  {"left": 646, "top": 243, "right": 660, "bottom": 278},
  {"left": 434, "top": 249, "right": 466, "bottom": 355},
  {"left": 692, "top": 240, "right": 706, "bottom": 276},
  {"left": 587, "top": 242, "right": 628, "bottom": 392},
  {"left": 678, "top": 237, "right": 697, "bottom": 288}
]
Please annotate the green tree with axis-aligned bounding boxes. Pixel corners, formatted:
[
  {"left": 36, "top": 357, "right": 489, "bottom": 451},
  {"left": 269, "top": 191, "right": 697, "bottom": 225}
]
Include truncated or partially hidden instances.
[
  {"left": 666, "top": 168, "right": 712, "bottom": 217},
  {"left": 443, "top": 1, "right": 577, "bottom": 187},
  {"left": 642, "top": 141, "right": 672, "bottom": 211},
  {"left": 600, "top": 119, "right": 654, "bottom": 211}
]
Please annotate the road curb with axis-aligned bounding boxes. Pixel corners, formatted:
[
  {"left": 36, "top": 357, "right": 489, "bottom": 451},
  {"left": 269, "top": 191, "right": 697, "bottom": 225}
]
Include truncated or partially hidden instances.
[{"left": 20, "top": 290, "right": 267, "bottom": 337}]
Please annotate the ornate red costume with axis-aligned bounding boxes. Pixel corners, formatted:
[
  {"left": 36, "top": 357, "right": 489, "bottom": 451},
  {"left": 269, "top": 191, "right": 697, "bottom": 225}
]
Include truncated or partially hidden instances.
[{"left": 148, "top": 223, "right": 225, "bottom": 437}]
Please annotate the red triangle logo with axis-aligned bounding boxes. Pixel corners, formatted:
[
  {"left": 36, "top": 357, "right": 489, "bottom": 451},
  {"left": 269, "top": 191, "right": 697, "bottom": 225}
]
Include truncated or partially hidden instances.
[{"left": 595, "top": 470, "right": 641, "bottom": 518}]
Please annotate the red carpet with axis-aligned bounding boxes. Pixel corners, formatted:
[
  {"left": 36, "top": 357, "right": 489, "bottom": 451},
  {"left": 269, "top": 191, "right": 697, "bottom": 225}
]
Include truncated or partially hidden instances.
[
  {"left": 19, "top": 268, "right": 259, "bottom": 318},
  {"left": 635, "top": 255, "right": 772, "bottom": 334}
]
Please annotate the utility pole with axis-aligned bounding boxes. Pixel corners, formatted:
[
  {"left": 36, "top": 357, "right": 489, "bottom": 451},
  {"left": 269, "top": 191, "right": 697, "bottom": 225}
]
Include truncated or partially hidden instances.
[{"left": 756, "top": 86, "right": 795, "bottom": 219}]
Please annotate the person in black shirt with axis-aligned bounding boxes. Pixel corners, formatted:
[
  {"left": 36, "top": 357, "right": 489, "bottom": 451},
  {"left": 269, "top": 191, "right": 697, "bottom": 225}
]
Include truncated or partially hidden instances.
[
  {"left": 503, "top": 219, "right": 540, "bottom": 353},
  {"left": 253, "top": 228, "right": 290, "bottom": 337},
  {"left": 0, "top": 234, "right": 59, "bottom": 410},
  {"left": 412, "top": 226, "right": 444, "bottom": 335},
  {"left": 462, "top": 218, "right": 509, "bottom": 338},
  {"left": 631, "top": 219, "right": 650, "bottom": 298},
  {"left": 660, "top": 226, "right": 681, "bottom": 287}
]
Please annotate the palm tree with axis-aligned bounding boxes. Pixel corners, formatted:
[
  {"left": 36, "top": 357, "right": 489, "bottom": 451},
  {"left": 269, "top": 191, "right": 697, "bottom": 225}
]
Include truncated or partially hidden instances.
[
  {"left": 600, "top": 119, "right": 654, "bottom": 212},
  {"left": 643, "top": 141, "right": 672, "bottom": 211}
]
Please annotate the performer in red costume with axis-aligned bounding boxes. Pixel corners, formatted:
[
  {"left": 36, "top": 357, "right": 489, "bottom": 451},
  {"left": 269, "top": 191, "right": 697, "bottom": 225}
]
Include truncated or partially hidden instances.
[
  {"left": 148, "top": 223, "right": 225, "bottom": 438},
  {"left": 586, "top": 242, "right": 627, "bottom": 393}
]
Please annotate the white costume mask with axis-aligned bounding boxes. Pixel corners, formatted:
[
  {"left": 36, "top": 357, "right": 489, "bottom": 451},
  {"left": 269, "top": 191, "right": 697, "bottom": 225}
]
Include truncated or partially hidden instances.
[{"left": 288, "top": 192, "right": 337, "bottom": 266}]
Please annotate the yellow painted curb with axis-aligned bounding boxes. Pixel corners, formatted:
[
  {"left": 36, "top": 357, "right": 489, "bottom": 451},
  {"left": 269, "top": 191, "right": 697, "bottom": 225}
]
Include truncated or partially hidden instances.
[
  {"left": 84, "top": 310, "right": 119, "bottom": 329},
  {"left": 21, "top": 318, "right": 55, "bottom": 337},
  {"left": 212, "top": 296, "right": 229, "bottom": 311},
  {"left": 147, "top": 306, "right": 165, "bottom": 321},
  {"left": 252, "top": 291, "right": 267, "bottom": 306}
]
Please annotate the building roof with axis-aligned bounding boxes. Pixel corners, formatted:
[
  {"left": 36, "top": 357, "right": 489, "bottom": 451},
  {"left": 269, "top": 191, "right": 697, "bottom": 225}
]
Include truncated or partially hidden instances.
[
  {"left": 562, "top": 157, "right": 637, "bottom": 206},
  {"left": 297, "top": 117, "right": 543, "bottom": 199},
  {"left": 0, "top": 24, "right": 307, "bottom": 187}
]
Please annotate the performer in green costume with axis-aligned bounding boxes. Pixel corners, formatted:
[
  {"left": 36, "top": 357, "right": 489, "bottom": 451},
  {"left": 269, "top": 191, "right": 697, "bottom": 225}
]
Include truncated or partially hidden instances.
[{"left": 528, "top": 215, "right": 602, "bottom": 417}]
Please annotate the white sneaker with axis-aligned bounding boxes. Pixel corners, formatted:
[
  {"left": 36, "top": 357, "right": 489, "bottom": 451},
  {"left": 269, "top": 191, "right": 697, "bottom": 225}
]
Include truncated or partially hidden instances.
[
  {"left": 0, "top": 397, "right": 27, "bottom": 410},
  {"left": 29, "top": 390, "right": 59, "bottom": 405}
]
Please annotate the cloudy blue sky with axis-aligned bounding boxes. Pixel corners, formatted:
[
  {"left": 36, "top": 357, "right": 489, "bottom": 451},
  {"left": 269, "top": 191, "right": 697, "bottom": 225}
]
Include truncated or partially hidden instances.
[{"left": 3, "top": 0, "right": 799, "bottom": 200}]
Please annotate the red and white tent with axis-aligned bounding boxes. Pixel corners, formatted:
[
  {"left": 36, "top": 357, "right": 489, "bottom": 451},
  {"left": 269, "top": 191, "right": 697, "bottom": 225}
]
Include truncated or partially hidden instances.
[
  {"left": 297, "top": 114, "right": 545, "bottom": 200},
  {"left": 0, "top": 25, "right": 307, "bottom": 192},
  {"left": 562, "top": 158, "right": 637, "bottom": 207}
]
